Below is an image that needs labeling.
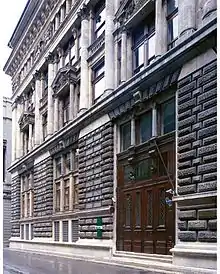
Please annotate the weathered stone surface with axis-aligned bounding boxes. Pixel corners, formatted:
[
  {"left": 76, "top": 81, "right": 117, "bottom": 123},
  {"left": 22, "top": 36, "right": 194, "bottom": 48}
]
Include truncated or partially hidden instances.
[
  {"left": 198, "top": 231, "right": 217, "bottom": 242},
  {"left": 198, "top": 209, "right": 217, "bottom": 219},
  {"left": 178, "top": 221, "right": 187, "bottom": 231},
  {"left": 178, "top": 184, "right": 196, "bottom": 195},
  {"left": 188, "top": 220, "right": 207, "bottom": 231},
  {"left": 208, "top": 220, "right": 217, "bottom": 230},
  {"left": 198, "top": 163, "right": 217, "bottom": 174},
  {"left": 179, "top": 210, "right": 197, "bottom": 220},
  {"left": 178, "top": 231, "right": 197, "bottom": 242}
]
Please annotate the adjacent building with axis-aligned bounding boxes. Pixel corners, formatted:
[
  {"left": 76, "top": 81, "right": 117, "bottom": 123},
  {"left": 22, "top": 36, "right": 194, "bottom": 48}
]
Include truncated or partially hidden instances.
[
  {"left": 3, "top": 97, "right": 12, "bottom": 247},
  {"left": 4, "top": 0, "right": 217, "bottom": 273}
]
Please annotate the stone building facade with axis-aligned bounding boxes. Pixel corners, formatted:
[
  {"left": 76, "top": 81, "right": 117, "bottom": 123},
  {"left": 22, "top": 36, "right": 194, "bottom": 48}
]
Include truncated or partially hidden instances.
[
  {"left": 3, "top": 97, "right": 12, "bottom": 247},
  {"left": 4, "top": 0, "right": 217, "bottom": 273}
]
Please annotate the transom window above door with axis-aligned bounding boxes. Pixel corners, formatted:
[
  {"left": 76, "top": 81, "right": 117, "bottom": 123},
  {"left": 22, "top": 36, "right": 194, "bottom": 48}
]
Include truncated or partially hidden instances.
[
  {"left": 132, "top": 12, "right": 155, "bottom": 74},
  {"left": 119, "top": 97, "right": 176, "bottom": 152}
]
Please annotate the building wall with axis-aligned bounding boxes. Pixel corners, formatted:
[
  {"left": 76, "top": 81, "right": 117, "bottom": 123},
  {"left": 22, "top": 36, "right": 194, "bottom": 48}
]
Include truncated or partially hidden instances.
[
  {"left": 4, "top": 0, "right": 217, "bottom": 272},
  {"left": 3, "top": 97, "right": 12, "bottom": 246}
]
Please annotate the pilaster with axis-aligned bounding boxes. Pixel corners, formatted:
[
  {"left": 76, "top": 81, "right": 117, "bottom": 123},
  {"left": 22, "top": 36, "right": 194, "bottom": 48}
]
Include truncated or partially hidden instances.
[
  {"left": 46, "top": 53, "right": 55, "bottom": 137},
  {"left": 155, "top": 0, "right": 167, "bottom": 58},
  {"left": 78, "top": 4, "right": 90, "bottom": 112},
  {"left": 104, "top": 0, "right": 115, "bottom": 92},
  {"left": 178, "top": 0, "right": 196, "bottom": 43}
]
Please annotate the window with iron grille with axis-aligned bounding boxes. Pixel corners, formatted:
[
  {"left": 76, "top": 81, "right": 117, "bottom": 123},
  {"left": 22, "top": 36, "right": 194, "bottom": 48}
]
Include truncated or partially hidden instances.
[
  {"left": 54, "top": 221, "right": 60, "bottom": 241},
  {"left": 72, "top": 220, "right": 79, "bottom": 242},
  {"left": 62, "top": 221, "right": 69, "bottom": 242},
  {"left": 21, "top": 225, "right": 24, "bottom": 239},
  {"left": 26, "top": 224, "right": 29, "bottom": 240}
]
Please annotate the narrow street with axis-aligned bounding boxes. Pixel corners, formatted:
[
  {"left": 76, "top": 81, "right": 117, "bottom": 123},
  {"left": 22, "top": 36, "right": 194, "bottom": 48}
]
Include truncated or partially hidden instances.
[{"left": 3, "top": 249, "right": 161, "bottom": 274}]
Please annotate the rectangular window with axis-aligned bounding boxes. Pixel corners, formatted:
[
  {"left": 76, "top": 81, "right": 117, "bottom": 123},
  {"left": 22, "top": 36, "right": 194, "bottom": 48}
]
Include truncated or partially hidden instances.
[
  {"left": 21, "top": 225, "right": 24, "bottom": 239},
  {"left": 64, "top": 152, "right": 71, "bottom": 174},
  {"left": 54, "top": 221, "right": 60, "bottom": 241},
  {"left": 73, "top": 149, "right": 79, "bottom": 171},
  {"left": 136, "top": 111, "right": 152, "bottom": 144},
  {"left": 120, "top": 121, "right": 131, "bottom": 151},
  {"left": 161, "top": 98, "right": 176, "bottom": 134},
  {"left": 167, "top": 0, "right": 178, "bottom": 49},
  {"left": 26, "top": 224, "right": 29, "bottom": 240},
  {"left": 94, "top": 4, "right": 106, "bottom": 40},
  {"left": 64, "top": 180, "right": 70, "bottom": 210},
  {"left": 93, "top": 62, "right": 105, "bottom": 100},
  {"left": 62, "top": 221, "right": 69, "bottom": 242},
  {"left": 74, "top": 177, "right": 79, "bottom": 206},
  {"left": 63, "top": 95, "right": 70, "bottom": 125},
  {"left": 55, "top": 182, "right": 61, "bottom": 211},
  {"left": 72, "top": 220, "right": 79, "bottom": 242},
  {"left": 42, "top": 114, "right": 48, "bottom": 140},
  {"left": 135, "top": 158, "right": 152, "bottom": 181},
  {"left": 55, "top": 157, "right": 62, "bottom": 178},
  {"left": 27, "top": 193, "right": 30, "bottom": 216},
  {"left": 133, "top": 13, "right": 155, "bottom": 74},
  {"left": 117, "top": 40, "right": 122, "bottom": 85}
]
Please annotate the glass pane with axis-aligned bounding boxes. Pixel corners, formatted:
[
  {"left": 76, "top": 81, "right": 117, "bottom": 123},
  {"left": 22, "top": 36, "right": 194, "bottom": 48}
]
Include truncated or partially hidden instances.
[
  {"left": 135, "top": 44, "right": 144, "bottom": 69},
  {"left": 95, "top": 64, "right": 105, "bottom": 77},
  {"left": 120, "top": 122, "right": 131, "bottom": 151},
  {"left": 94, "top": 76, "right": 105, "bottom": 99},
  {"left": 125, "top": 194, "right": 131, "bottom": 227},
  {"left": 96, "top": 25, "right": 105, "bottom": 38},
  {"left": 139, "top": 111, "right": 152, "bottom": 143},
  {"left": 168, "top": 15, "right": 178, "bottom": 43},
  {"left": 148, "top": 34, "right": 155, "bottom": 60},
  {"left": 95, "top": 8, "right": 106, "bottom": 30},
  {"left": 167, "top": 0, "right": 178, "bottom": 15},
  {"left": 71, "top": 44, "right": 75, "bottom": 59},
  {"left": 162, "top": 98, "right": 176, "bottom": 134},
  {"left": 135, "top": 159, "right": 152, "bottom": 181},
  {"left": 123, "top": 165, "right": 134, "bottom": 183},
  {"left": 133, "top": 25, "right": 144, "bottom": 45},
  {"left": 135, "top": 192, "right": 141, "bottom": 227}
]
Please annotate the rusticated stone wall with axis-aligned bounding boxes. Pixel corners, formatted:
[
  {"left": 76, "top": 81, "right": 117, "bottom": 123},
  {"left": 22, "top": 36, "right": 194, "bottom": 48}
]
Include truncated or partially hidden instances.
[
  {"left": 177, "top": 59, "right": 217, "bottom": 243},
  {"left": 78, "top": 121, "right": 114, "bottom": 239},
  {"left": 33, "top": 157, "right": 53, "bottom": 237},
  {"left": 11, "top": 175, "right": 21, "bottom": 237}
]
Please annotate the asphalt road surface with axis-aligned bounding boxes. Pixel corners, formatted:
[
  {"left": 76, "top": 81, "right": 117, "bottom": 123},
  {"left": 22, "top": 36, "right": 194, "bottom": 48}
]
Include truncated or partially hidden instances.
[{"left": 3, "top": 249, "right": 163, "bottom": 274}]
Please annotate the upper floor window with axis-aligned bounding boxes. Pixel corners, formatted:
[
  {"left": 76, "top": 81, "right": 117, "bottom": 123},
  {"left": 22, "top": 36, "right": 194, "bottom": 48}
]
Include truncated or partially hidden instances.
[
  {"left": 3, "top": 145, "right": 6, "bottom": 182},
  {"left": 117, "top": 40, "right": 122, "bottom": 85},
  {"left": 94, "top": 2, "right": 105, "bottom": 40},
  {"left": 93, "top": 61, "right": 105, "bottom": 101},
  {"left": 120, "top": 121, "right": 131, "bottom": 152},
  {"left": 133, "top": 13, "right": 155, "bottom": 74},
  {"left": 167, "top": 0, "right": 178, "bottom": 49},
  {"left": 63, "top": 96, "right": 70, "bottom": 125},
  {"left": 42, "top": 113, "right": 48, "bottom": 140},
  {"left": 159, "top": 97, "right": 176, "bottom": 134},
  {"left": 136, "top": 111, "right": 152, "bottom": 144},
  {"left": 20, "top": 173, "right": 33, "bottom": 218},
  {"left": 55, "top": 157, "right": 62, "bottom": 178}
]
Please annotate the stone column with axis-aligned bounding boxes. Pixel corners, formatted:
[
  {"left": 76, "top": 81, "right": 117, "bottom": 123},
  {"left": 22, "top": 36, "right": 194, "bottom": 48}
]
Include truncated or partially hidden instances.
[
  {"left": 16, "top": 99, "right": 22, "bottom": 158},
  {"left": 46, "top": 53, "right": 55, "bottom": 137},
  {"left": 28, "top": 124, "right": 32, "bottom": 152},
  {"left": 34, "top": 71, "right": 41, "bottom": 146},
  {"left": 69, "top": 175, "right": 74, "bottom": 211},
  {"left": 12, "top": 103, "right": 17, "bottom": 161},
  {"left": 202, "top": 0, "right": 217, "bottom": 23},
  {"left": 152, "top": 104, "right": 157, "bottom": 137},
  {"left": 178, "top": 0, "right": 196, "bottom": 42},
  {"left": 127, "top": 31, "right": 133, "bottom": 79},
  {"left": 155, "top": 0, "right": 167, "bottom": 58},
  {"left": 121, "top": 28, "right": 127, "bottom": 83},
  {"left": 55, "top": 13, "right": 60, "bottom": 31},
  {"left": 104, "top": 0, "right": 115, "bottom": 92},
  {"left": 60, "top": 5, "right": 65, "bottom": 23},
  {"left": 53, "top": 96, "right": 59, "bottom": 132},
  {"left": 78, "top": 5, "right": 89, "bottom": 112},
  {"left": 69, "top": 83, "right": 75, "bottom": 121},
  {"left": 131, "top": 118, "right": 135, "bottom": 146},
  {"left": 66, "top": 0, "right": 71, "bottom": 14}
]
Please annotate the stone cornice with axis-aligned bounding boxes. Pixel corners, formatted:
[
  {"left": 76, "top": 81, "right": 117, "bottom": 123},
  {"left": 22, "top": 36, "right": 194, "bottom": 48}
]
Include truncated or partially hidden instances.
[{"left": 8, "top": 18, "right": 216, "bottom": 173}]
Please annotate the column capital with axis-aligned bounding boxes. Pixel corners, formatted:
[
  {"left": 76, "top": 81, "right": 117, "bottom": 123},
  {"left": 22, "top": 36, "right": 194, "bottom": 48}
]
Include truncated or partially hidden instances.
[
  {"left": 45, "top": 52, "right": 54, "bottom": 64},
  {"left": 77, "top": 4, "right": 90, "bottom": 20},
  {"left": 120, "top": 26, "right": 128, "bottom": 34},
  {"left": 33, "top": 70, "right": 41, "bottom": 81}
]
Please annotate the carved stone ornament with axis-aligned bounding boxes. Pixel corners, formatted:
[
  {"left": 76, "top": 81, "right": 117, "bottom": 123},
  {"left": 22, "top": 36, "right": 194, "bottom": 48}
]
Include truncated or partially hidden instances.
[
  {"left": 46, "top": 52, "right": 54, "bottom": 64},
  {"left": 33, "top": 70, "right": 41, "bottom": 81},
  {"left": 44, "top": 22, "right": 53, "bottom": 45},
  {"left": 78, "top": 4, "right": 90, "bottom": 20}
]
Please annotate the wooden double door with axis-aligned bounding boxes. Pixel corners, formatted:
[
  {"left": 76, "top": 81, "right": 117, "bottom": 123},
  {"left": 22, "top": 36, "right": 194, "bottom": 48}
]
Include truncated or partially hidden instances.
[{"left": 116, "top": 145, "right": 175, "bottom": 255}]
